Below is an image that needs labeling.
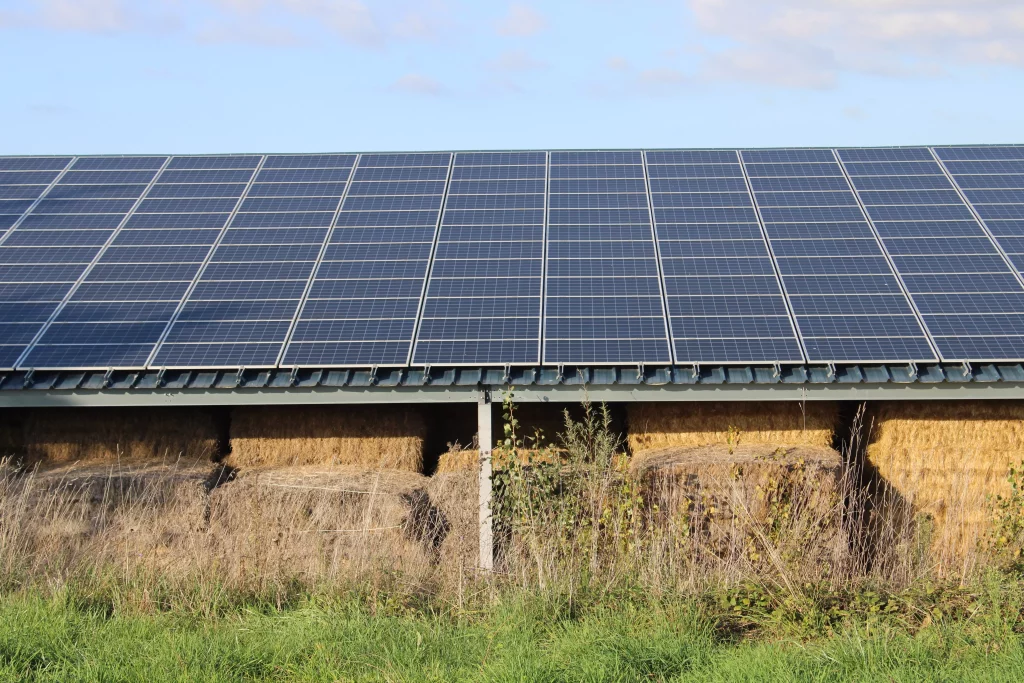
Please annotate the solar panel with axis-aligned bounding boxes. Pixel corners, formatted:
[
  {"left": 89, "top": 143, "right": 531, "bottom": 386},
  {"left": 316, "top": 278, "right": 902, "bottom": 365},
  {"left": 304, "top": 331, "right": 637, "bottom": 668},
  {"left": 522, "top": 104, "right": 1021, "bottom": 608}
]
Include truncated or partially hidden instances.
[
  {"left": 412, "top": 151, "right": 543, "bottom": 365},
  {"left": 744, "top": 149, "right": 937, "bottom": 363},
  {"left": 280, "top": 153, "right": 451, "bottom": 367},
  {"left": 543, "top": 151, "right": 671, "bottom": 364},
  {"left": 148, "top": 155, "right": 355, "bottom": 368},
  {"left": 839, "top": 147, "right": 1024, "bottom": 361},
  {"left": 5, "top": 148, "right": 1024, "bottom": 371},
  {"left": 647, "top": 150, "right": 804, "bottom": 363}
]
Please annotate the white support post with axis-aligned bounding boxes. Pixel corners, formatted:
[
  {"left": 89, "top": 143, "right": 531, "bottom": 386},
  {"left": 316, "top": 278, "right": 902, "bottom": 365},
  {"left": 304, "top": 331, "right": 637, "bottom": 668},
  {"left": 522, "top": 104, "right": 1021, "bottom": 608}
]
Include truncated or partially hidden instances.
[{"left": 478, "top": 395, "right": 494, "bottom": 572}]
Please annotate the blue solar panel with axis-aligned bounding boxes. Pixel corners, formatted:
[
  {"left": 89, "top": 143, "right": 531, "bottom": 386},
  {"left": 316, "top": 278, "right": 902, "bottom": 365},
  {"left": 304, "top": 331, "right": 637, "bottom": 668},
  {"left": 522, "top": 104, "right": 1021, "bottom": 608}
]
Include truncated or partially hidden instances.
[
  {"left": 647, "top": 151, "right": 802, "bottom": 363},
  {"left": 279, "top": 152, "right": 450, "bottom": 367},
  {"left": 841, "top": 147, "right": 1024, "bottom": 361},
  {"left": 743, "top": 149, "right": 937, "bottom": 363},
  {"left": 5, "top": 149, "right": 1024, "bottom": 370},
  {"left": 543, "top": 151, "right": 671, "bottom": 364}
]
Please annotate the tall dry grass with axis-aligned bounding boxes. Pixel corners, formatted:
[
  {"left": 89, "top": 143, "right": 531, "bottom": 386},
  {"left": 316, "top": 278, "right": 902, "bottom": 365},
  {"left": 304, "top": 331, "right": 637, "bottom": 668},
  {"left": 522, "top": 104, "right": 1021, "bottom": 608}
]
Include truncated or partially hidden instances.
[{"left": 0, "top": 400, "right": 1017, "bottom": 612}]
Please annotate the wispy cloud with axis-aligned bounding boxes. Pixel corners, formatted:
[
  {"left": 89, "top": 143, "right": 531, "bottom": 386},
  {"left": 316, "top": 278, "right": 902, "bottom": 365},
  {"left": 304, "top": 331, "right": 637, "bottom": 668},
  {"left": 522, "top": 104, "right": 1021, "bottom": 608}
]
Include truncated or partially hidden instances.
[
  {"left": 495, "top": 3, "right": 546, "bottom": 37},
  {"left": 2, "top": 0, "right": 454, "bottom": 48},
  {"left": 486, "top": 49, "right": 547, "bottom": 71},
  {"left": 688, "top": 0, "right": 1024, "bottom": 88},
  {"left": 389, "top": 73, "right": 445, "bottom": 95}
]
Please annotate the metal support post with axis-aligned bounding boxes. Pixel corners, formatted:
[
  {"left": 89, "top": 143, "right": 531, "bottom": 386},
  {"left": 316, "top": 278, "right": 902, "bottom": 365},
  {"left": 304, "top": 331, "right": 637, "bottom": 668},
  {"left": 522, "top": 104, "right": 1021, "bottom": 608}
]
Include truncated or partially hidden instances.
[{"left": 478, "top": 393, "right": 494, "bottom": 571}]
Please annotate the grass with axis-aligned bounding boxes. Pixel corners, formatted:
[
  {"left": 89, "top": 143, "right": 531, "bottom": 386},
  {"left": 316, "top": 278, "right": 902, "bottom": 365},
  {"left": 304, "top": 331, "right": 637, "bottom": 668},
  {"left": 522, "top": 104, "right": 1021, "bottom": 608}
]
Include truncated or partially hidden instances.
[{"left": 1, "top": 586, "right": 1023, "bottom": 682}]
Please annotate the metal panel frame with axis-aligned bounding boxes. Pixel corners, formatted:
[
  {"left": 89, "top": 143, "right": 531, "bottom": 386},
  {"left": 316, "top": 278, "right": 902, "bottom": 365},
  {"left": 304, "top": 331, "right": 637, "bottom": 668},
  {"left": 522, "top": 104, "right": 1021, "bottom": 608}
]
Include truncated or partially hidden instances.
[
  {"left": 276, "top": 155, "right": 362, "bottom": 367},
  {"left": 144, "top": 156, "right": 270, "bottom": 369},
  {"left": 13, "top": 156, "right": 174, "bottom": 370},
  {"left": 408, "top": 152, "right": 457, "bottom": 365},
  {"left": 2, "top": 382, "right": 1024, "bottom": 408},
  {"left": 640, "top": 151, "right": 679, "bottom": 365}
]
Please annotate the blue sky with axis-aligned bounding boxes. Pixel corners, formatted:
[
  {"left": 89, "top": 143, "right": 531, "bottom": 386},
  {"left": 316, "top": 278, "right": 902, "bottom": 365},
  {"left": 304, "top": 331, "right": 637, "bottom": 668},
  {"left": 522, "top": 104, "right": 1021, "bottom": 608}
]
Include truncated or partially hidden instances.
[{"left": 2, "top": 0, "right": 1024, "bottom": 155}]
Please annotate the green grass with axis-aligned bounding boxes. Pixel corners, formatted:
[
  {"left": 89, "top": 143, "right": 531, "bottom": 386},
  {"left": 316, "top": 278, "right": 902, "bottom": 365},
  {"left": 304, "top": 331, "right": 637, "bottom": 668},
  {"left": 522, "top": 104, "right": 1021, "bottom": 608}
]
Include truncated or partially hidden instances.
[{"left": 1, "top": 589, "right": 1023, "bottom": 682}]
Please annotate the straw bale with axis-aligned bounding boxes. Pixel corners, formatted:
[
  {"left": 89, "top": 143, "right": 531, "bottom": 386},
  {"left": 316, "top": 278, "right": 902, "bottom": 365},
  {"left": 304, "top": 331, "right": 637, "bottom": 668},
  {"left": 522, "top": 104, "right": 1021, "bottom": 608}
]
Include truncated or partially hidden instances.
[
  {"left": 866, "top": 400, "right": 1024, "bottom": 559},
  {"left": 228, "top": 406, "right": 425, "bottom": 472},
  {"left": 426, "top": 470, "right": 478, "bottom": 571},
  {"left": 206, "top": 466, "right": 435, "bottom": 577},
  {"left": 10, "top": 460, "right": 219, "bottom": 573},
  {"left": 434, "top": 447, "right": 562, "bottom": 474},
  {"left": 627, "top": 402, "right": 838, "bottom": 453},
  {"left": 630, "top": 443, "right": 847, "bottom": 569},
  {"left": 22, "top": 408, "right": 220, "bottom": 468}
]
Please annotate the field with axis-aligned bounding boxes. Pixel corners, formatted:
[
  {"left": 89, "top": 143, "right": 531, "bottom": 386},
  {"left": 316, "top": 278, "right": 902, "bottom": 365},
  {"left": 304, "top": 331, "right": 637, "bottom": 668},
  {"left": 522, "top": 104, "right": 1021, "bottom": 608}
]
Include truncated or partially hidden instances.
[{"left": 2, "top": 399, "right": 1024, "bottom": 681}]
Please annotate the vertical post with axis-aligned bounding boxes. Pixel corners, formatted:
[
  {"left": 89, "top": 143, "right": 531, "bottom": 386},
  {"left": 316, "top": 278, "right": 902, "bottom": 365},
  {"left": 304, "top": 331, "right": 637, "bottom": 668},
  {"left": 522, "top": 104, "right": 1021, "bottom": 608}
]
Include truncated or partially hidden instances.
[{"left": 478, "top": 393, "right": 494, "bottom": 572}]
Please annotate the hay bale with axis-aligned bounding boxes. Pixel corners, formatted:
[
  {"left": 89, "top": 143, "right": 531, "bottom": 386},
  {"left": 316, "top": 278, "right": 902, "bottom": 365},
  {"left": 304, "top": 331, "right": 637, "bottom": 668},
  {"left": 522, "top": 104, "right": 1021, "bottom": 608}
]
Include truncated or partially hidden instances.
[
  {"left": 426, "top": 470, "right": 478, "bottom": 572},
  {"left": 628, "top": 402, "right": 837, "bottom": 453},
  {"left": 206, "top": 466, "right": 435, "bottom": 579},
  {"left": 436, "top": 448, "right": 478, "bottom": 474},
  {"left": 228, "top": 406, "right": 425, "bottom": 472},
  {"left": 6, "top": 460, "right": 219, "bottom": 575},
  {"left": 630, "top": 443, "right": 847, "bottom": 570},
  {"left": 866, "top": 401, "right": 1024, "bottom": 560},
  {"left": 22, "top": 408, "right": 220, "bottom": 468}
]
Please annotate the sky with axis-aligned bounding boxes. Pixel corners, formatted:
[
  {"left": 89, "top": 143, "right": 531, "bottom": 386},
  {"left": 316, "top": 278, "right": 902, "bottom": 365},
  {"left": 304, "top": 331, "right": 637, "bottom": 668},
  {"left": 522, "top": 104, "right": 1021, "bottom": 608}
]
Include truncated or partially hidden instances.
[{"left": 1, "top": 0, "right": 1024, "bottom": 154}]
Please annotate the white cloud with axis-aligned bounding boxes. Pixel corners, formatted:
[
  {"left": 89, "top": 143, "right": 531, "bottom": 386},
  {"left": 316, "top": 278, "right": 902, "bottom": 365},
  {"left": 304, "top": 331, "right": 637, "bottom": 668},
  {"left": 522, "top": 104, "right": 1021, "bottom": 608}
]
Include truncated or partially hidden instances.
[
  {"left": 6, "top": 0, "right": 452, "bottom": 48},
  {"left": 486, "top": 49, "right": 547, "bottom": 71},
  {"left": 389, "top": 73, "right": 444, "bottom": 95},
  {"left": 688, "top": 0, "right": 1024, "bottom": 87},
  {"left": 496, "top": 3, "right": 546, "bottom": 37}
]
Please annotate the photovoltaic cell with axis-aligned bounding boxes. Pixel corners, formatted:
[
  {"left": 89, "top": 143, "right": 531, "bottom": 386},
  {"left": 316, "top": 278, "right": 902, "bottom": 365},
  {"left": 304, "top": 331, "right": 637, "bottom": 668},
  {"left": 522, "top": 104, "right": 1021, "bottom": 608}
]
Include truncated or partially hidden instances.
[
  {"left": 413, "top": 151, "right": 543, "bottom": 364},
  {"left": 647, "top": 150, "right": 803, "bottom": 363},
  {"left": 281, "top": 152, "right": 451, "bottom": 366},
  {"left": 543, "top": 151, "right": 671, "bottom": 364},
  {"left": 150, "top": 154, "right": 355, "bottom": 368},
  {"left": 742, "top": 149, "right": 936, "bottom": 363},
  {"left": 840, "top": 148, "right": 1024, "bottom": 361}
]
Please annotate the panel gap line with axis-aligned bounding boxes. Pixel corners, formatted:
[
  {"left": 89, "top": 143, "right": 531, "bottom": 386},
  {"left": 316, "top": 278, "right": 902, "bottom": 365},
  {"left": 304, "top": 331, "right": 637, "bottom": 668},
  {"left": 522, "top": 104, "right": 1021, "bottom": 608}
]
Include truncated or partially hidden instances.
[
  {"left": 640, "top": 151, "right": 677, "bottom": 365},
  {"left": 928, "top": 148, "right": 1024, "bottom": 291},
  {"left": 12, "top": 156, "right": 173, "bottom": 371},
  {"left": 274, "top": 157, "right": 362, "bottom": 368},
  {"left": 737, "top": 150, "right": 809, "bottom": 364},
  {"left": 407, "top": 153, "right": 456, "bottom": 367},
  {"left": 0, "top": 157, "right": 79, "bottom": 249},
  {"left": 539, "top": 151, "right": 551, "bottom": 366},
  {"left": 832, "top": 150, "right": 944, "bottom": 362},
  {"left": 143, "top": 156, "right": 269, "bottom": 369}
]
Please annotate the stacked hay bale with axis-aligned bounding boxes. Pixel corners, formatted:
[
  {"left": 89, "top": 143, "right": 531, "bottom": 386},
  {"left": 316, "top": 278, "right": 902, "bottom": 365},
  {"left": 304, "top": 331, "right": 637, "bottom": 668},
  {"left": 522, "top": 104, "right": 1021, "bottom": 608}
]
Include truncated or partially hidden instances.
[
  {"left": 628, "top": 401, "right": 838, "bottom": 452},
  {"left": 630, "top": 444, "right": 848, "bottom": 573},
  {"left": 228, "top": 405, "right": 426, "bottom": 472},
  {"left": 866, "top": 401, "right": 1024, "bottom": 564},
  {"left": 206, "top": 466, "right": 438, "bottom": 582},
  {"left": 21, "top": 407, "right": 221, "bottom": 468}
]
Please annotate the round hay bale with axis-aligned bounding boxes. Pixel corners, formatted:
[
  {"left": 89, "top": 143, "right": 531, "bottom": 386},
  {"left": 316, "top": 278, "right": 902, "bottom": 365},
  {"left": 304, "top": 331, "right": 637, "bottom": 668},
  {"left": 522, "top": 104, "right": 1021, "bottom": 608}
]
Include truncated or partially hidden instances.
[
  {"left": 630, "top": 443, "right": 847, "bottom": 571},
  {"left": 206, "top": 466, "right": 435, "bottom": 580}
]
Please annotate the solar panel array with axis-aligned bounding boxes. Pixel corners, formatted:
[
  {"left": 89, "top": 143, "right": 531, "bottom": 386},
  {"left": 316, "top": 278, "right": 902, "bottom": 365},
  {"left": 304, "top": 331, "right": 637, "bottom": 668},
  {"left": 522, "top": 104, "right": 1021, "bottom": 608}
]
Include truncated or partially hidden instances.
[{"left": 2, "top": 147, "right": 1024, "bottom": 371}]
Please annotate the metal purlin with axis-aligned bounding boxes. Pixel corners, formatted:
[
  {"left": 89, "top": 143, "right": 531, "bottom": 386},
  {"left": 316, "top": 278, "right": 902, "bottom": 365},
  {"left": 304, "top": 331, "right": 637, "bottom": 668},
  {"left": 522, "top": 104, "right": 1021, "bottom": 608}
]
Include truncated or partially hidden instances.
[
  {"left": 14, "top": 156, "right": 175, "bottom": 370},
  {"left": 639, "top": 151, "right": 678, "bottom": 366},
  {"left": 408, "top": 152, "right": 456, "bottom": 366},
  {"left": 275, "top": 155, "right": 362, "bottom": 368},
  {"left": 830, "top": 149, "right": 945, "bottom": 363},
  {"left": 736, "top": 150, "right": 809, "bottom": 364},
  {"left": 143, "top": 156, "right": 269, "bottom": 369}
]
